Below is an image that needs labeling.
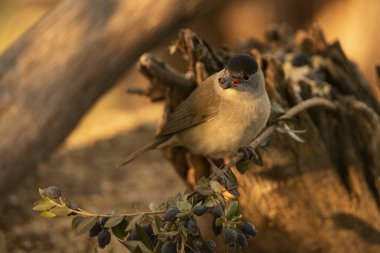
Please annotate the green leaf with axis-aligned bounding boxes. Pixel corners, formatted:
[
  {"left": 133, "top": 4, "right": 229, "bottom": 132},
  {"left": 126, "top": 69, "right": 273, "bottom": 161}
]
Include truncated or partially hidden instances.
[
  {"left": 40, "top": 211, "right": 56, "bottom": 218},
  {"left": 183, "top": 188, "right": 192, "bottom": 197},
  {"left": 174, "top": 193, "right": 183, "bottom": 202},
  {"left": 176, "top": 200, "right": 192, "bottom": 212},
  {"left": 226, "top": 201, "right": 239, "bottom": 220},
  {"left": 71, "top": 216, "right": 84, "bottom": 230},
  {"left": 152, "top": 216, "right": 162, "bottom": 234},
  {"left": 50, "top": 206, "right": 70, "bottom": 216},
  {"left": 126, "top": 214, "right": 145, "bottom": 232},
  {"left": 158, "top": 230, "right": 179, "bottom": 240},
  {"left": 175, "top": 212, "right": 187, "bottom": 218},
  {"left": 271, "top": 101, "right": 285, "bottom": 114},
  {"left": 197, "top": 177, "right": 208, "bottom": 187},
  {"left": 210, "top": 181, "right": 223, "bottom": 193},
  {"left": 149, "top": 202, "right": 158, "bottom": 212},
  {"left": 197, "top": 186, "right": 213, "bottom": 196},
  {"left": 74, "top": 216, "right": 98, "bottom": 236},
  {"left": 136, "top": 224, "right": 154, "bottom": 250},
  {"left": 33, "top": 200, "right": 56, "bottom": 211},
  {"left": 104, "top": 216, "right": 124, "bottom": 228},
  {"left": 111, "top": 219, "right": 128, "bottom": 240},
  {"left": 203, "top": 198, "right": 216, "bottom": 208},
  {"left": 38, "top": 188, "right": 47, "bottom": 200},
  {"left": 231, "top": 214, "right": 243, "bottom": 221},
  {"left": 215, "top": 217, "right": 223, "bottom": 226},
  {"left": 236, "top": 160, "right": 251, "bottom": 174}
]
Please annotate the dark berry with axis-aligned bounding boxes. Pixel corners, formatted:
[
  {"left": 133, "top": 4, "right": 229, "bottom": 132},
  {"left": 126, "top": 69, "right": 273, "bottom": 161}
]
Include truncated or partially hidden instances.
[
  {"left": 241, "top": 222, "right": 257, "bottom": 237},
  {"left": 224, "top": 228, "right": 238, "bottom": 247},
  {"left": 211, "top": 205, "right": 223, "bottom": 218},
  {"left": 127, "top": 228, "right": 138, "bottom": 241},
  {"left": 151, "top": 234, "right": 158, "bottom": 246},
  {"left": 43, "top": 186, "right": 61, "bottom": 199},
  {"left": 68, "top": 202, "right": 78, "bottom": 210},
  {"left": 97, "top": 229, "right": 111, "bottom": 249},
  {"left": 192, "top": 205, "right": 208, "bottom": 216},
  {"left": 212, "top": 218, "right": 222, "bottom": 236},
  {"left": 237, "top": 233, "right": 248, "bottom": 247},
  {"left": 163, "top": 207, "right": 180, "bottom": 222},
  {"left": 161, "top": 241, "right": 176, "bottom": 253},
  {"left": 89, "top": 222, "right": 102, "bottom": 237},
  {"left": 186, "top": 219, "right": 198, "bottom": 236},
  {"left": 100, "top": 217, "right": 109, "bottom": 227},
  {"left": 68, "top": 202, "right": 79, "bottom": 216},
  {"left": 142, "top": 224, "right": 154, "bottom": 236}
]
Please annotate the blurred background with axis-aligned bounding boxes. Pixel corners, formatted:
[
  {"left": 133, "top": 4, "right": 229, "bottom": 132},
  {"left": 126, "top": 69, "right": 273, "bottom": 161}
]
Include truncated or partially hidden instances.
[{"left": 0, "top": 0, "right": 379, "bottom": 252}]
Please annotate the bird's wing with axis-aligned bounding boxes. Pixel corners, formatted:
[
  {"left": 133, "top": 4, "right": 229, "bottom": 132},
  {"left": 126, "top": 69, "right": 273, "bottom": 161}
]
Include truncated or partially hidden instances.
[{"left": 157, "top": 75, "right": 220, "bottom": 136}]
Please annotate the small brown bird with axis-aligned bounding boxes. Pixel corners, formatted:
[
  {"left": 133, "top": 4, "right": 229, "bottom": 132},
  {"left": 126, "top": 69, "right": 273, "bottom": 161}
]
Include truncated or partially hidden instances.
[{"left": 120, "top": 54, "right": 270, "bottom": 166}]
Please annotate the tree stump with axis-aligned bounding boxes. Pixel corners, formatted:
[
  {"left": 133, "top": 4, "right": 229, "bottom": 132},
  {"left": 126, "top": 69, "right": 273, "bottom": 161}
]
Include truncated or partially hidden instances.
[{"left": 133, "top": 25, "right": 380, "bottom": 253}]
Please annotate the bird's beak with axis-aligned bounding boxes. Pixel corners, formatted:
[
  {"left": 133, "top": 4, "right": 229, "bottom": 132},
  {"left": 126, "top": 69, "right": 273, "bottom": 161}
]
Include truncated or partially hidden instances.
[{"left": 218, "top": 76, "right": 240, "bottom": 89}]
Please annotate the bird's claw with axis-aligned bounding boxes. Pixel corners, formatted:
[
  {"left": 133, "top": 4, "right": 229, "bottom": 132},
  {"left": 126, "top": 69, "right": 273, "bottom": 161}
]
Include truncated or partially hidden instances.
[{"left": 239, "top": 145, "right": 259, "bottom": 161}]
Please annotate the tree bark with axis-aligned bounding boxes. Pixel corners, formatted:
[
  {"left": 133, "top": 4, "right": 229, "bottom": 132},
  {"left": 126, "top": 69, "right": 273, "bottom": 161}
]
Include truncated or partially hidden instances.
[
  {"left": 0, "top": 0, "right": 223, "bottom": 195},
  {"left": 134, "top": 27, "right": 380, "bottom": 252}
]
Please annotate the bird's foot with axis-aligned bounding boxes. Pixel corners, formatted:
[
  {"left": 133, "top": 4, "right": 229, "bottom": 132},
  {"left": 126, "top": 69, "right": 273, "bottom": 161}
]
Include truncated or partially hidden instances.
[{"left": 239, "top": 145, "right": 259, "bottom": 161}]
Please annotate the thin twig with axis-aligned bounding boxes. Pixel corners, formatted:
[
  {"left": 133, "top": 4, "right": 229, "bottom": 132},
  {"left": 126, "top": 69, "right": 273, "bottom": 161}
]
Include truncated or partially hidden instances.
[
  {"left": 228, "top": 97, "right": 337, "bottom": 167},
  {"left": 54, "top": 200, "right": 165, "bottom": 218}
]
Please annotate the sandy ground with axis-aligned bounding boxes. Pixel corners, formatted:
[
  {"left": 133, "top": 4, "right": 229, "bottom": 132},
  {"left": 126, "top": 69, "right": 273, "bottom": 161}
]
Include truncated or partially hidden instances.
[{"left": 0, "top": 119, "right": 186, "bottom": 253}]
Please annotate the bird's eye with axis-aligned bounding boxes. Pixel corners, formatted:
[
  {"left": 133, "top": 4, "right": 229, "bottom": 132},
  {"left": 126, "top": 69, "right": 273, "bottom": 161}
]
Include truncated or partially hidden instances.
[{"left": 243, "top": 74, "right": 250, "bottom": 80}]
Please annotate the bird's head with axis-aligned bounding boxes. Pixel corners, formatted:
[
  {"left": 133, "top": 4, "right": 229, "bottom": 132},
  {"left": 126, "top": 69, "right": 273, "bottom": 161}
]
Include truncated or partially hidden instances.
[{"left": 218, "top": 54, "right": 262, "bottom": 92}]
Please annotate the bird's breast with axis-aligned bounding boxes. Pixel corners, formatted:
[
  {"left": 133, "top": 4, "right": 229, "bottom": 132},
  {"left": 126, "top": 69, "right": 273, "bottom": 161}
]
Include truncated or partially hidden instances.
[{"left": 177, "top": 91, "right": 270, "bottom": 158}]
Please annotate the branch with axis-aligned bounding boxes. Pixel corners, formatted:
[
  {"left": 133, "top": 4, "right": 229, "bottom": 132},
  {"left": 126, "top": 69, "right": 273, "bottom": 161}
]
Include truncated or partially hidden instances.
[
  {"left": 228, "top": 97, "right": 337, "bottom": 167},
  {"left": 0, "top": 0, "right": 223, "bottom": 196},
  {"left": 139, "top": 53, "right": 195, "bottom": 90},
  {"left": 137, "top": 53, "right": 196, "bottom": 102},
  {"left": 54, "top": 197, "right": 166, "bottom": 218}
]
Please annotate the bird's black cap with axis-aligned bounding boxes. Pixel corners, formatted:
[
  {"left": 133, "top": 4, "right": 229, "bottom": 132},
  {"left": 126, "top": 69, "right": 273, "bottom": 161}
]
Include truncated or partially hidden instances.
[{"left": 226, "top": 54, "right": 258, "bottom": 76}]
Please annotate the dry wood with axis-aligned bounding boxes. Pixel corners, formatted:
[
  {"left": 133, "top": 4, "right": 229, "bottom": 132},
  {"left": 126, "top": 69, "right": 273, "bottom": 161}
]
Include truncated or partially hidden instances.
[
  {"left": 0, "top": 0, "right": 223, "bottom": 194},
  {"left": 135, "top": 27, "right": 380, "bottom": 252}
]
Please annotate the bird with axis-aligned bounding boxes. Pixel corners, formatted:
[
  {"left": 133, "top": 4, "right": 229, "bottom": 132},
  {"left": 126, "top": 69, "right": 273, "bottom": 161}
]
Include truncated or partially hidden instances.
[{"left": 119, "top": 54, "right": 271, "bottom": 166}]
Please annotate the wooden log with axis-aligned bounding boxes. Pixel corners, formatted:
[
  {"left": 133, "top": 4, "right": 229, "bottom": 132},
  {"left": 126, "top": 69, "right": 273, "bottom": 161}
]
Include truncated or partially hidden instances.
[
  {"left": 0, "top": 0, "right": 223, "bottom": 194},
  {"left": 135, "top": 27, "right": 380, "bottom": 252}
]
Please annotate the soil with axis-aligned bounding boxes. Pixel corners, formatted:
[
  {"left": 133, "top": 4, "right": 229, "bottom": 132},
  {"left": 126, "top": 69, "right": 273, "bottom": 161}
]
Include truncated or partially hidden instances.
[{"left": 0, "top": 124, "right": 186, "bottom": 253}]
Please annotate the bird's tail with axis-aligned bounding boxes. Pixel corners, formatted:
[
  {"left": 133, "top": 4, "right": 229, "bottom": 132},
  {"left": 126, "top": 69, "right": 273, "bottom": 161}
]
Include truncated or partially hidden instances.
[{"left": 118, "top": 136, "right": 170, "bottom": 167}]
